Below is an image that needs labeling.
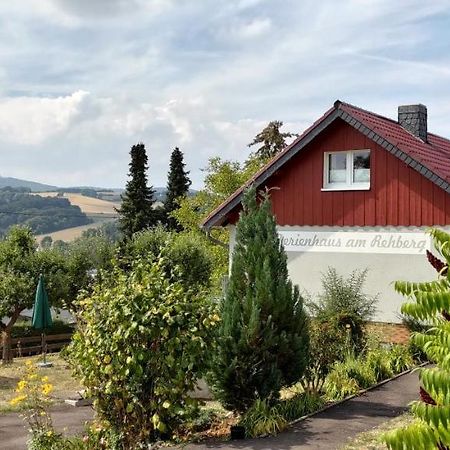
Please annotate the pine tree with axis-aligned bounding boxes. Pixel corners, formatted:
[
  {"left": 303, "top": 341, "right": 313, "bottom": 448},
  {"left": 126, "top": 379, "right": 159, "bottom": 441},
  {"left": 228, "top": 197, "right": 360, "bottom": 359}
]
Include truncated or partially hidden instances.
[
  {"left": 211, "top": 186, "right": 309, "bottom": 412},
  {"left": 164, "top": 147, "right": 191, "bottom": 230},
  {"left": 117, "top": 143, "right": 156, "bottom": 238},
  {"left": 248, "top": 120, "right": 298, "bottom": 160}
]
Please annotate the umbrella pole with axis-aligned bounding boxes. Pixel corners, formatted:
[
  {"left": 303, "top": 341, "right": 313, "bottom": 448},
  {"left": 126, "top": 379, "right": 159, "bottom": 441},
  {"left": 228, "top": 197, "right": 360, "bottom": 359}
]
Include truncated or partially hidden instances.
[{"left": 41, "top": 332, "right": 46, "bottom": 364}]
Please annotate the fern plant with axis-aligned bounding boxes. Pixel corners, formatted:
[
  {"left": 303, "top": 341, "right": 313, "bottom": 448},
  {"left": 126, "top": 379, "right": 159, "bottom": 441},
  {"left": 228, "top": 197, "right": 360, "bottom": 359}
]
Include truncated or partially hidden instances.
[{"left": 383, "top": 229, "right": 450, "bottom": 450}]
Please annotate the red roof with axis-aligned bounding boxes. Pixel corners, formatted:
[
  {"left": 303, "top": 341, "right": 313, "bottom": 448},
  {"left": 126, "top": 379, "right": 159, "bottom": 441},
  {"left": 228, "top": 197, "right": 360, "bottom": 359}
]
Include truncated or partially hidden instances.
[
  {"left": 203, "top": 100, "right": 450, "bottom": 229},
  {"left": 339, "top": 102, "right": 450, "bottom": 183}
]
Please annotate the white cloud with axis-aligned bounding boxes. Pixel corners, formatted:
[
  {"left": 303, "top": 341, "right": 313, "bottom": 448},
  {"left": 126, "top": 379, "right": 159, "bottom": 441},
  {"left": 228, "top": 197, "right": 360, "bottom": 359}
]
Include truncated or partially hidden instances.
[
  {"left": 0, "top": 90, "right": 90, "bottom": 145},
  {"left": 0, "top": 0, "right": 449, "bottom": 188}
]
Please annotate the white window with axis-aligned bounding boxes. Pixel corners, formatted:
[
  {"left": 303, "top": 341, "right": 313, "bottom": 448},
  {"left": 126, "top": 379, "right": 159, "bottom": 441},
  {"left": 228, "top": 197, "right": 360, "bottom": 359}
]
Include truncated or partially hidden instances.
[{"left": 323, "top": 150, "right": 370, "bottom": 190}]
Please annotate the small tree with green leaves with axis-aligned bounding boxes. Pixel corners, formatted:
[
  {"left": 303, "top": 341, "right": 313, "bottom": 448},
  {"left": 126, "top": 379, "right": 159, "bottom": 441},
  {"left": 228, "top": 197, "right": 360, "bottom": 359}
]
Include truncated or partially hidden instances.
[
  {"left": 211, "top": 186, "right": 309, "bottom": 412},
  {"left": 383, "top": 229, "right": 450, "bottom": 450},
  {"left": 67, "top": 258, "right": 219, "bottom": 448},
  {"left": 117, "top": 143, "right": 156, "bottom": 238},
  {"left": 164, "top": 147, "right": 191, "bottom": 230}
]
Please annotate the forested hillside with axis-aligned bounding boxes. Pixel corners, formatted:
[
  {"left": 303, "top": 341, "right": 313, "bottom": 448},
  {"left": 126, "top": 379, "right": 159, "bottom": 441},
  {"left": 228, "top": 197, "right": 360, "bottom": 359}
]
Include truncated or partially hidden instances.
[{"left": 0, "top": 187, "right": 92, "bottom": 235}]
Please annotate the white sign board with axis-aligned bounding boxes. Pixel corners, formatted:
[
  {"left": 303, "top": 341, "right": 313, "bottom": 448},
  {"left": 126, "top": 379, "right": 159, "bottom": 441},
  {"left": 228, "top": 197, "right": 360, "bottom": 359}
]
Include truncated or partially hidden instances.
[{"left": 279, "top": 231, "right": 430, "bottom": 255}]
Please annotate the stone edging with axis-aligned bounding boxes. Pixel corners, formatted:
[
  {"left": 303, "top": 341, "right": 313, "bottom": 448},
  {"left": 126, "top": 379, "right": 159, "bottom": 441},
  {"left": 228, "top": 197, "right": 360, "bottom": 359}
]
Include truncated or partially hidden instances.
[{"left": 288, "top": 361, "right": 429, "bottom": 427}]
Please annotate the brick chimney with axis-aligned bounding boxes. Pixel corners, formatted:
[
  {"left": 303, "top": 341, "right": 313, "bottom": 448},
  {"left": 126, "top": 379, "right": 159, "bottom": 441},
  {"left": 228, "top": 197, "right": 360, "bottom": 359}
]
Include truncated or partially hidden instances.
[{"left": 398, "top": 104, "right": 427, "bottom": 142}]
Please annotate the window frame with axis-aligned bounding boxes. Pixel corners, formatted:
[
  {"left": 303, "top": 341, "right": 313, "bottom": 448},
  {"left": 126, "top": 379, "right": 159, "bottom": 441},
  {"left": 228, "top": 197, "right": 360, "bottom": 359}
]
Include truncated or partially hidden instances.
[{"left": 322, "top": 149, "right": 371, "bottom": 191}]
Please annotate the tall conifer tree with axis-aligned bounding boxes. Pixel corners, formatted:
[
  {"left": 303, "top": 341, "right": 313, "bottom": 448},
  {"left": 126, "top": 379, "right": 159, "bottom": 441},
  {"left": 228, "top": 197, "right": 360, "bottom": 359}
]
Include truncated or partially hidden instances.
[
  {"left": 117, "top": 143, "right": 156, "bottom": 238},
  {"left": 248, "top": 120, "right": 297, "bottom": 160},
  {"left": 164, "top": 147, "right": 191, "bottom": 230},
  {"left": 212, "top": 186, "right": 309, "bottom": 412}
]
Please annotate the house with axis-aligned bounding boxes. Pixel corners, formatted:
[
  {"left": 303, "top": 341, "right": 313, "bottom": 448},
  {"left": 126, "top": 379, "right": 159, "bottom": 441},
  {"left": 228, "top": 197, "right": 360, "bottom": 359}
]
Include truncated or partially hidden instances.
[{"left": 203, "top": 100, "right": 450, "bottom": 341}]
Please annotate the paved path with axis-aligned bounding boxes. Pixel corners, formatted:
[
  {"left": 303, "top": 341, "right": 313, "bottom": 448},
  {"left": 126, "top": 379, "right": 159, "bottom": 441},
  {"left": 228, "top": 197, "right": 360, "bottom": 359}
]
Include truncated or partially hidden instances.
[
  {"left": 179, "top": 371, "right": 420, "bottom": 450},
  {"left": 0, "top": 371, "right": 419, "bottom": 450}
]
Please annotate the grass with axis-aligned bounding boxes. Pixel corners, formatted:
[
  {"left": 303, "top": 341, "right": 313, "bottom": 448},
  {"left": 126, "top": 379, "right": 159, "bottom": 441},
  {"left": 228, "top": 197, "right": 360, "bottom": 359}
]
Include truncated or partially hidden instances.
[
  {"left": 0, "top": 354, "right": 81, "bottom": 413},
  {"left": 35, "top": 192, "right": 120, "bottom": 215},
  {"left": 341, "top": 413, "right": 415, "bottom": 449},
  {"left": 35, "top": 218, "right": 114, "bottom": 243}
]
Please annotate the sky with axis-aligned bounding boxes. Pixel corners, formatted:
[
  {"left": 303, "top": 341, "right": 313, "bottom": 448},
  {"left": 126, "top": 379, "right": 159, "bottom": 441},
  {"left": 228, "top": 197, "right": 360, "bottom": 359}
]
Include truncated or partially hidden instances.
[{"left": 0, "top": 0, "right": 450, "bottom": 189}]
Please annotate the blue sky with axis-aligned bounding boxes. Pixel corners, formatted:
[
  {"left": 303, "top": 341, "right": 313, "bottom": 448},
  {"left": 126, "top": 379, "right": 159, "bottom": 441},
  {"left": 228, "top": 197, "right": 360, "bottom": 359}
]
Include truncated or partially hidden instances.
[{"left": 0, "top": 0, "right": 449, "bottom": 188}]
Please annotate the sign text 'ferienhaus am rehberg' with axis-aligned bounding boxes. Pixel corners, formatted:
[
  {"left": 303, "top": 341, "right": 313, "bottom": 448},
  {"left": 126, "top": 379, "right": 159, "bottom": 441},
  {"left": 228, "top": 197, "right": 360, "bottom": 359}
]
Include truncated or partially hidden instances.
[{"left": 279, "top": 231, "right": 430, "bottom": 255}]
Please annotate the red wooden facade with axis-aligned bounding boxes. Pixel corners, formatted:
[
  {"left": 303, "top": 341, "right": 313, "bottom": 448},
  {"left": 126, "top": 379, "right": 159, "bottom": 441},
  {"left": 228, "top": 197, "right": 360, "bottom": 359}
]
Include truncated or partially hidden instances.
[{"left": 235, "top": 119, "right": 450, "bottom": 227}]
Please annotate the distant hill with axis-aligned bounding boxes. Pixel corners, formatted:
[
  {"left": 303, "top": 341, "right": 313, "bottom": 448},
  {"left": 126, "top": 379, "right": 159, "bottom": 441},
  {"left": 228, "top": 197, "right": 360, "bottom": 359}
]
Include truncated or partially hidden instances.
[
  {"left": 0, "top": 176, "right": 198, "bottom": 201},
  {"left": 0, "top": 176, "right": 57, "bottom": 192}
]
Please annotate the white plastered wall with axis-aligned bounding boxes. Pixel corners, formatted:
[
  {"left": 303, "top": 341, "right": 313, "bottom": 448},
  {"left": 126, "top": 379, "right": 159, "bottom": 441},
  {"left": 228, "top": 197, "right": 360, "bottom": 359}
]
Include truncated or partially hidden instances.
[{"left": 228, "top": 225, "right": 445, "bottom": 323}]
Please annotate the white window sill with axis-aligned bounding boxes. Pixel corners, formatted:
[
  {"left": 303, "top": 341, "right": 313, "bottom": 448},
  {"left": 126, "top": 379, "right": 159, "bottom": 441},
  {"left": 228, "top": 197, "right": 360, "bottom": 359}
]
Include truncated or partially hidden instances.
[{"left": 321, "top": 185, "right": 370, "bottom": 192}]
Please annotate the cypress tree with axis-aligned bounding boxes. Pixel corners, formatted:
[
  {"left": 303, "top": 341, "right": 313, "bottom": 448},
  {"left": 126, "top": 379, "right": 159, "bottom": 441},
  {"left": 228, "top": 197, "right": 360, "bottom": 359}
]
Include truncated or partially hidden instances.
[
  {"left": 164, "top": 147, "right": 191, "bottom": 230},
  {"left": 117, "top": 143, "right": 156, "bottom": 238},
  {"left": 211, "top": 186, "right": 309, "bottom": 412}
]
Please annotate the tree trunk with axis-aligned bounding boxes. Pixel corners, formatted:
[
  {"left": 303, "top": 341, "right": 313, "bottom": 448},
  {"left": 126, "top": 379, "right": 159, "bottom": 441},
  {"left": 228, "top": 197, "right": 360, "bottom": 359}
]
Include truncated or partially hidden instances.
[
  {"left": 2, "top": 330, "right": 12, "bottom": 364},
  {"left": 1, "top": 307, "right": 22, "bottom": 364}
]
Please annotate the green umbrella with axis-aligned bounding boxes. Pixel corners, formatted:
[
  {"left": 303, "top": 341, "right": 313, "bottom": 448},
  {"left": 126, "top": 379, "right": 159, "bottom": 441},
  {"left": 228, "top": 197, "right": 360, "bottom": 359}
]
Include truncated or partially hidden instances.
[{"left": 32, "top": 274, "right": 53, "bottom": 365}]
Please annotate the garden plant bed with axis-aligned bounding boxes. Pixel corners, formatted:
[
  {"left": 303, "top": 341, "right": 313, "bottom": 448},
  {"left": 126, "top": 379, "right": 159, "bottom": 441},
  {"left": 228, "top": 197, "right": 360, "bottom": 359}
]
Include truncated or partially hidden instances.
[{"left": 288, "top": 362, "right": 427, "bottom": 428}]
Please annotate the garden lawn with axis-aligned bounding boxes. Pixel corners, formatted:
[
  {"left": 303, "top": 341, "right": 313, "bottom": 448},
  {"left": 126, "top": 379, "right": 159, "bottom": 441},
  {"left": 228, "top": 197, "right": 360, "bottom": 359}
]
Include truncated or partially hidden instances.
[
  {"left": 0, "top": 354, "right": 81, "bottom": 413},
  {"left": 342, "top": 413, "right": 415, "bottom": 449}
]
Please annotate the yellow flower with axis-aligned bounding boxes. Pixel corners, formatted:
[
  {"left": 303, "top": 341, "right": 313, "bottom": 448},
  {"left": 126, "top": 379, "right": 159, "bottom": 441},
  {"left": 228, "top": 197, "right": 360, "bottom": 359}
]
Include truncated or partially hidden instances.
[
  {"left": 25, "top": 360, "right": 33, "bottom": 367},
  {"left": 41, "top": 383, "right": 53, "bottom": 396},
  {"left": 41, "top": 376, "right": 49, "bottom": 383},
  {"left": 16, "top": 381, "right": 27, "bottom": 392},
  {"left": 46, "top": 430, "right": 53, "bottom": 437},
  {"left": 9, "top": 394, "right": 27, "bottom": 406}
]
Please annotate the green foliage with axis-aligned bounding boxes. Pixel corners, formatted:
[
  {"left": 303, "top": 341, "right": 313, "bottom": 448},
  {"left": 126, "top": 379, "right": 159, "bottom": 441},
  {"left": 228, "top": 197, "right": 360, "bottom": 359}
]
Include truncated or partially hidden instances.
[
  {"left": 277, "top": 393, "right": 325, "bottom": 422},
  {"left": 239, "top": 399, "right": 288, "bottom": 438},
  {"left": 164, "top": 147, "right": 191, "bottom": 230},
  {"left": 211, "top": 187, "right": 309, "bottom": 412},
  {"left": 383, "top": 229, "right": 450, "bottom": 449},
  {"left": 67, "top": 258, "right": 219, "bottom": 448},
  {"left": 81, "top": 220, "right": 121, "bottom": 242},
  {"left": 0, "top": 187, "right": 91, "bottom": 236},
  {"left": 11, "top": 319, "right": 74, "bottom": 339},
  {"left": 117, "top": 143, "right": 157, "bottom": 238},
  {"left": 308, "top": 267, "right": 378, "bottom": 351},
  {"left": 324, "top": 342, "right": 414, "bottom": 402},
  {"left": 248, "top": 120, "right": 297, "bottom": 160},
  {"left": 127, "top": 227, "right": 213, "bottom": 291},
  {"left": 301, "top": 319, "right": 351, "bottom": 393},
  {"left": 323, "top": 362, "right": 360, "bottom": 401},
  {"left": 240, "top": 393, "right": 325, "bottom": 438}
]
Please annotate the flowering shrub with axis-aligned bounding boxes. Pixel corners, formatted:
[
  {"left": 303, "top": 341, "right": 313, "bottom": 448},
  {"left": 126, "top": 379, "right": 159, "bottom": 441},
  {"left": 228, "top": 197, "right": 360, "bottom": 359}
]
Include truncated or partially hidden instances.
[{"left": 9, "top": 360, "right": 61, "bottom": 449}]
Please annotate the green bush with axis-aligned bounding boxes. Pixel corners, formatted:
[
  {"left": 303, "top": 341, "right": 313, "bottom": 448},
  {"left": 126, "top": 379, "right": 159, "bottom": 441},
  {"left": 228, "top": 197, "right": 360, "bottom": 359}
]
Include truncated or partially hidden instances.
[
  {"left": 67, "top": 258, "right": 219, "bottom": 449},
  {"left": 324, "top": 342, "right": 415, "bottom": 402},
  {"left": 323, "top": 364, "right": 360, "bottom": 401},
  {"left": 308, "top": 267, "right": 378, "bottom": 352},
  {"left": 11, "top": 319, "right": 74, "bottom": 339},
  {"left": 388, "top": 344, "right": 414, "bottom": 374},
  {"left": 127, "top": 227, "right": 213, "bottom": 291},
  {"left": 301, "top": 319, "right": 351, "bottom": 394},
  {"left": 365, "top": 346, "right": 394, "bottom": 382},
  {"left": 239, "top": 399, "right": 288, "bottom": 438},
  {"left": 277, "top": 393, "right": 325, "bottom": 422}
]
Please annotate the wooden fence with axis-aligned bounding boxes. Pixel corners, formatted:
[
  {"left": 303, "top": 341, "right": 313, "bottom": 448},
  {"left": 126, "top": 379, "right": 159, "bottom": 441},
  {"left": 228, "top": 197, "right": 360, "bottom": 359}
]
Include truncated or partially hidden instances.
[{"left": 1, "top": 333, "right": 72, "bottom": 360}]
